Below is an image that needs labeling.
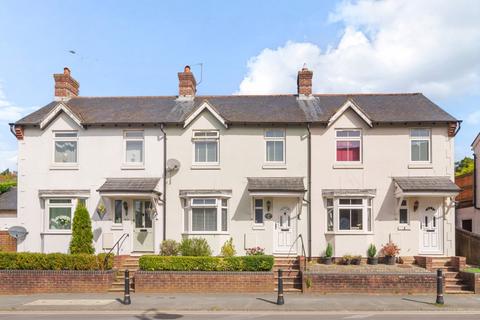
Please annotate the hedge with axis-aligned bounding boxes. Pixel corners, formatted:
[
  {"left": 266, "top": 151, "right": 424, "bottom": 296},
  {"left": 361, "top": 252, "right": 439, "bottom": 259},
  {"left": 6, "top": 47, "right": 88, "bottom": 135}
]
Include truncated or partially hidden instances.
[
  {"left": 0, "top": 252, "right": 113, "bottom": 270},
  {"left": 139, "top": 255, "right": 274, "bottom": 272}
]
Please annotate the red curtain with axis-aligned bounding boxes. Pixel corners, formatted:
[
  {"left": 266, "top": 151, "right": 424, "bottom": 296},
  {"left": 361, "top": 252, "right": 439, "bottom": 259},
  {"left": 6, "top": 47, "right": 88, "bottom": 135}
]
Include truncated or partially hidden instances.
[{"left": 336, "top": 141, "right": 360, "bottom": 161}]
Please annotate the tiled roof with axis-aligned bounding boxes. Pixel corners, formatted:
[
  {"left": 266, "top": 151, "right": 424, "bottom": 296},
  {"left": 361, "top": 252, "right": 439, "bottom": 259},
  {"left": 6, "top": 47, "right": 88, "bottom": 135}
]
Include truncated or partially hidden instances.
[
  {"left": 15, "top": 93, "right": 457, "bottom": 126},
  {"left": 393, "top": 176, "right": 460, "bottom": 192},
  {"left": 322, "top": 189, "right": 377, "bottom": 197},
  {"left": 0, "top": 187, "right": 17, "bottom": 212},
  {"left": 247, "top": 177, "right": 306, "bottom": 192},
  {"left": 97, "top": 178, "right": 161, "bottom": 194}
]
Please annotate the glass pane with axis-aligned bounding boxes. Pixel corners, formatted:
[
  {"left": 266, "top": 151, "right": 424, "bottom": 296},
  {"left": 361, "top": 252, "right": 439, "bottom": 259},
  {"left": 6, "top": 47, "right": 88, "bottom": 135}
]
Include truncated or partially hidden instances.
[
  {"left": 204, "top": 199, "right": 216, "bottom": 205},
  {"left": 274, "top": 141, "right": 284, "bottom": 162},
  {"left": 337, "top": 130, "right": 360, "bottom": 137},
  {"left": 134, "top": 200, "right": 144, "bottom": 228},
  {"left": 339, "top": 209, "right": 350, "bottom": 230},
  {"left": 49, "top": 207, "right": 72, "bottom": 230},
  {"left": 411, "top": 129, "right": 430, "bottom": 137},
  {"left": 55, "top": 132, "right": 77, "bottom": 138},
  {"left": 126, "top": 140, "right": 143, "bottom": 163},
  {"left": 125, "top": 131, "right": 144, "bottom": 138},
  {"left": 221, "top": 208, "right": 228, "bottom": 231},
  {"left": 204, "top": 208, "right": 217, "bottom": 231},
  {"left": 399, "top": 208, "right": 408, "bottom": 224},
  {"left": 266, "top": 141, "right": 275, "bottom": 162},
  {"left": 221, "top": 199, "right": 228, "bottom": 207},
  {"left": 49, "top": 199, "right": 72, "bottom": 204},
  {"left": 192, "top": 208, "right": 204, "bottom": 231},
  {"left": 55, "top": 141, "right": 77, "bottom": 163},
  {"left": 351, "top": 209, "right": 363, "bottom": 230},
  {"left": 144, "top": 201, "right": 152, "bottom": 228},
  {"left": 78, "top": 199, "right": 86, "bottom": 207},
  {"left": 351, "top": 199, "right": 363, "bottom": 205},
  {"left": 401, "top": 200, "right": 407, "bottom": 206},
  {"left": 206, "top": 142, "right": 217, "bottom": 162},
  {"left": 336, "top": 141, "right": 360, "bottom": 161},
  {"left": 255, "top": 199, "right": 263, "bottom": 208},
  {"left": 255, "top": 209, "right": 263, "bottom": 224},
  {"left": 327, "top": 207, "right": 334, "bottom": 231},
  {"left": 114, "top": 200, "right": 122, "bottom": 224},
  {"left": 411, "top": 140, "right": 429, "bottom": 161},
  {"left": 192, "top": 199, "right": 204, "bottom": 205},
  {"left": 265, "top": 130, "right": 284, "bottom": 138}
]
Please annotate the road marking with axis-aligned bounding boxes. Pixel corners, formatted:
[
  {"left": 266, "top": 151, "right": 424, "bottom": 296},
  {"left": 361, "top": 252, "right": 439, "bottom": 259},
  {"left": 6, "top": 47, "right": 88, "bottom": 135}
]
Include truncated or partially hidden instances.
[{"left": 25, "top": 299, "right": 115, "bottom": 306}]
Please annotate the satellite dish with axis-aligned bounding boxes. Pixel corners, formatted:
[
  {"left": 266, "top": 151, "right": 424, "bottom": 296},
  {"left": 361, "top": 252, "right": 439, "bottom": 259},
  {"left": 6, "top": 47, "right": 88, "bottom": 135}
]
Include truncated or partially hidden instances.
[
  {"left": 8, "top": 226, "right": 28, "bottom": 240},
  {"left": 166, "top": 159, "right": 181, "bottom": 172}
]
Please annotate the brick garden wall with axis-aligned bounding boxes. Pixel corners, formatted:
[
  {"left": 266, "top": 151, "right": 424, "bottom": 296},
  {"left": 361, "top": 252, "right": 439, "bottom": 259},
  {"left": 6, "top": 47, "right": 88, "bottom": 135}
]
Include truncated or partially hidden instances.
[
  {"left": 459, "top": 271, "right": 480, "bottom": 294},
  {"left": 303, "top": 272, "right": 437, "bottom": 294},
  {"left": 135, "top": 271, "right": 274, "bottom": 293},
  {"left": 0, "top": 270, "right": 115, "bottom": 294},
  {"left": 0, "top": 231, "right": 16, "bottom": 252}
]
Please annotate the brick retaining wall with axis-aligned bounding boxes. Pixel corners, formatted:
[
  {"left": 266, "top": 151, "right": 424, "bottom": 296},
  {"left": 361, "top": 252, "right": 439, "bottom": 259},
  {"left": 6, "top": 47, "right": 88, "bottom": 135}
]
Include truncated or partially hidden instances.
[
  {"left": 0, "top": 231, "right": 16, "bottom": 252},
  {"left": 135, "top": 271, "right": 274, "bottom": 293},
  {"left": 303, "top": 272, "right": 437, "bottom": 294},
  {"left": 0, "top": 270, "right": 115, "bottom": 294},
  {"left": 459, "top": 271, "right": 480, "bottom": 294}
]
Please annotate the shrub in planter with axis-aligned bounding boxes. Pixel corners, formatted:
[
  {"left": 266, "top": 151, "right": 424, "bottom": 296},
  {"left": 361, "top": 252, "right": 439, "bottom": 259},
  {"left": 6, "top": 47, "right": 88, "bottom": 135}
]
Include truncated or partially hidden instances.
[
  {"left": 160, "top": 240, "right": 180, "bottom": 256},
  {"left": 179, "top": 238, "right": 212, "bottom": 256},
  {"left": 381, "top": 242, "right": 400, "bottom": 265},
  {"left": 69, "top": 204, "right": 94, "bottom": 254},
  {"left": 220, "top": 238, "right": 236, "bottom": 257},
  {"left": 323, "top": 243, "right": 333, "bottom": 265},
  {"left": 341, "top": 254, "right": 352, "bottom": 265},
  {"left": 351, "top": 255, "right": 362, "bottom": 265},
  {"left": 367, "top": 244, "right": 378, "bottom": 265}
]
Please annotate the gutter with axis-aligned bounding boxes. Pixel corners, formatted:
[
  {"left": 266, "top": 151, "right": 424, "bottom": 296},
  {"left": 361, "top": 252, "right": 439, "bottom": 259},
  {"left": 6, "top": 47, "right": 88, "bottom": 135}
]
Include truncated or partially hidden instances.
[
  {"left": 306, "top": 123, "right": 312, "bottom": 260},
  {"left": 8, "top": 123, "right": 16, "bottom": 137},
  {"left": 160, "top": 124, "right": 167, "bottom": 241}
]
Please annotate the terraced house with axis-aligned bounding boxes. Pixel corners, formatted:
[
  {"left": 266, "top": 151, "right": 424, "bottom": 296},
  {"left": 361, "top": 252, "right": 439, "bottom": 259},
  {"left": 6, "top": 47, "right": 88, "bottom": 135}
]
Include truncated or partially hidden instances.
[{"left": 6, "top": 66, "right": 460, "bottom": 261}]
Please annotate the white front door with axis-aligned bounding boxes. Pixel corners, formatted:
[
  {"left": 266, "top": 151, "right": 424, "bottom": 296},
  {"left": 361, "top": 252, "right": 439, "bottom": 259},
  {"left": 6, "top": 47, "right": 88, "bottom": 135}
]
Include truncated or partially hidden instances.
[
  {"left": 133, "top": 200, "right": 154, "bottom": 252},
  {"left": 273, "top": 205, "right": 296, "bottom": 254},
  {"left": 419, "top": 201, "right": 443, "bottom": 254}
]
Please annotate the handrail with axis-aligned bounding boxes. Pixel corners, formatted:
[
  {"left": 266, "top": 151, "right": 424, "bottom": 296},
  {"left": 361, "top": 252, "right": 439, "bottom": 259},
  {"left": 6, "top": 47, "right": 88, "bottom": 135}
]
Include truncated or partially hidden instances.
[
  {"left": 284, "top": 234, "right": 307, "bottom": 272},
  {"left": 103, "top": 233, "right": 129, "bottom": 269}
]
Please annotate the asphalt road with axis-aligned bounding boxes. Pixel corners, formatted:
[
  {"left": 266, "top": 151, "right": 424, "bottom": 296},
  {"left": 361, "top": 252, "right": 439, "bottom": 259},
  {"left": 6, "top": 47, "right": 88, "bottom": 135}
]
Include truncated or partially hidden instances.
[{"left": 0, "top": 312, "right": 480, "bottom": 320}]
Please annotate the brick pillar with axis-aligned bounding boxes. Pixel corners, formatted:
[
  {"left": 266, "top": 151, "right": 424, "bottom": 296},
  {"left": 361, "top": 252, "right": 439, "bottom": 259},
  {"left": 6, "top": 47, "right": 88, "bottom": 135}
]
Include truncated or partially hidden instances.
[{"left": 0, "top": 231, "right": 17, "bottom": 252}]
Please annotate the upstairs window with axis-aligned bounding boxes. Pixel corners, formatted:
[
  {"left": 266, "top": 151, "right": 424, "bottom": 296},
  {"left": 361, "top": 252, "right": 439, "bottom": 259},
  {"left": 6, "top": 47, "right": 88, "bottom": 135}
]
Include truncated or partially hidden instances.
[
  {"left": 336, "top": 130, "right": 361, "bottom": 162},
  {"left": 193, "top": 131, "right": 219, "bottom": 165},
  {"left": 265, "top": 129, "right": 285, "bottom": 163},
  {"left": 124, "top": 130, "right": 144, "bottom": 164},
  {"left": 410, "top": 129, "right": 430, "bottom": 162},
  {"left": 54, "top": 131, "right": 78, "bottom": 164}
]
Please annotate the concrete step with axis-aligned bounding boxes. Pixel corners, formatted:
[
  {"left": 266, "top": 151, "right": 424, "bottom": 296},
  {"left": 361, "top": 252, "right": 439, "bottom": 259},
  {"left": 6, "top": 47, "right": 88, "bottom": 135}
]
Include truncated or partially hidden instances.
[
  {"left": 445, "top": 284, "right": 471, "bottom": 291},
  {"left": 274, "top": 288, "right": 302, "bottom": 292}
]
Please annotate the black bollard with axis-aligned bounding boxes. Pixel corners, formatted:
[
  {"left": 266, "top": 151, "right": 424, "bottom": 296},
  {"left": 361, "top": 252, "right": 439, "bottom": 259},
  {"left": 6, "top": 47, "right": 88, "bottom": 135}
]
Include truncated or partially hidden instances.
[
  {"left": 436, "top": 268, "right": 444, "bottom": 305},
  {"left": 277, "top": 269, "right": 284, "bottom": 305},
  {"left": 124, "top": 269, "right": 131, "bottom": 305}
]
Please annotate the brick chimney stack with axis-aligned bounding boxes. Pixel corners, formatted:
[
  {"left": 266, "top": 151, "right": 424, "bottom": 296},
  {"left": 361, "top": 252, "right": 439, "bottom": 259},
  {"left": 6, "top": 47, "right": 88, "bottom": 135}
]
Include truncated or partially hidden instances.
[
  {"left": 178, "top": 65, "right": 196, "bottom": 97},
  {"left": 297, "top": 66, "right": 313, "bottom": 96},
  {"left": 53, "top": 67, "right": 79, "bottom": 101}
]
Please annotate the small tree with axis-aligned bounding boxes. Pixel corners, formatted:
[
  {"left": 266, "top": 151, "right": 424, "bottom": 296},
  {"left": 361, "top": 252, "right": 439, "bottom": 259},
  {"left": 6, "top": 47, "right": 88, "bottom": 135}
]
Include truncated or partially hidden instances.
[{"left": 69, "top": 204, "right": 94, "bottom": 254}]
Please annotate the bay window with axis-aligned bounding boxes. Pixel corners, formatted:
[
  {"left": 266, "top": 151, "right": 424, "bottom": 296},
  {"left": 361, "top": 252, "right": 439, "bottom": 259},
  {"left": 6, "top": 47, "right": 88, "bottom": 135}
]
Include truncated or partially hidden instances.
[
  {"left": 183, "top": 197, "right": 228, "bottom": 233},
  {"left": 124, "top": 130, "right": 144, "bottom": 165},
  {"left": 325, "top": 197, "right": 373, "bottom": 233},
  {"left": 410, "top": 128, "right": 430, "bottom": 162},
  {"left": 265, "top": 129, "right": 285, "bottom": 163},
  {"left": 54, "top": 131, "right": 78, "bottom": 164},
  {"left": 47, "top": 199, "right": 73, "bottom": 231},
  {"left": 193, "top": 131, "right": 219, "bottom": 165},
  {"left": 335, "top": 130, "right": 361, "bottom": 162}
]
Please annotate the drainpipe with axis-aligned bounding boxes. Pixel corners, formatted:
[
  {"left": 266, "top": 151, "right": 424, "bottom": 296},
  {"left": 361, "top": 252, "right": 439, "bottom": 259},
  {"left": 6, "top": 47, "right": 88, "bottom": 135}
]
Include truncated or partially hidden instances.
[
  {"left": 306, "top": 123, "right": 312, "bottom": 260},
  {"left": 160, "top": 124, "right": 167, "bottom": 241},
  {"left": 474, "top": 154, "right": 480, "bottom": 209}
]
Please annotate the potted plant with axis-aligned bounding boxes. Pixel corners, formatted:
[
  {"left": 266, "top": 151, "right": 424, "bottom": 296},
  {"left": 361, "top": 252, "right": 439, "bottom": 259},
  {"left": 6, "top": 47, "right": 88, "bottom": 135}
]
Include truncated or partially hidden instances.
[
  {"left": 341, "top": 254, "right": 352, "bottom": 265},
  {"left": 381, "top": 241, "right": 400, "bottom": 265},
  {"left": 367, "top": 244, "right": 378, "bottom": 265},
  {"left": 324, "top": 243, "right": 333, "bottom": 265},
  {"left": 351, "top": 255, "right": 362, "bottom": 265}
]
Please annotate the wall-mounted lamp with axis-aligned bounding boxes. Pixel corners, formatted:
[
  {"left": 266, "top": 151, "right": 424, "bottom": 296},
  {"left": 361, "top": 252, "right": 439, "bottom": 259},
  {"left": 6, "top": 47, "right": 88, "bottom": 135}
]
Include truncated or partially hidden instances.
[
  {"left": 123, "top": 201, "right": 129, "bottom": 216},
  {"left": 413, "top": 200, "right": 419, "bottom": 212},
  {"left": 266, "top": 200, "right": 272, "bottom": 212}
]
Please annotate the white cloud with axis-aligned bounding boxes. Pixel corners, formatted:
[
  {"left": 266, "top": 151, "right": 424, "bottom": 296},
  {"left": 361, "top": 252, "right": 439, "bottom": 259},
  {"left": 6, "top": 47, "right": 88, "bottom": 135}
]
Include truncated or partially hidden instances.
[
  {"left": 466, "top": 110, "right": 480, "bottom": 125},
  {"left": 238, "top": 0, "right": 480, "bottom": 97}
]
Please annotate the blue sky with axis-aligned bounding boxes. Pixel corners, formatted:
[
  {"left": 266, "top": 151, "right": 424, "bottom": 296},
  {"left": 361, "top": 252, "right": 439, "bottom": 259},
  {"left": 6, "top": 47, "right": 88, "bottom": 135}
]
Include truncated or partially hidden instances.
[{"left": 0, "top": 0, "right": 479, "bottom": 170}]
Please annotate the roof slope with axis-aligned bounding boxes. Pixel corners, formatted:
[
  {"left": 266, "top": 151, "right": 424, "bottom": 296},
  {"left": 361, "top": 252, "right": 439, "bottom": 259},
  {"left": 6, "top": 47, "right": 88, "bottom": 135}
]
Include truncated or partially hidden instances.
[
  {"left": 15, "top": 93, "right": 457, "bottom": 126},
  {"left": 0, "top": 187, "right": 17, "bottom": 212},
  {"left": 97, "top": 178, "right": 161, "bottom": 194},
  {"left": 393, "top": 176, "right": 460, "bottom": 192}
]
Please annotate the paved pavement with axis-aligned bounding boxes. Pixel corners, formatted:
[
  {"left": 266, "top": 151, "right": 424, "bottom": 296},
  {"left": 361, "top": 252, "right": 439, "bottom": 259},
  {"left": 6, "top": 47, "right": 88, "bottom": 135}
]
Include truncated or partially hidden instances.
[{"left": 0, "top": 292, "right": 479, "bottom": 313}]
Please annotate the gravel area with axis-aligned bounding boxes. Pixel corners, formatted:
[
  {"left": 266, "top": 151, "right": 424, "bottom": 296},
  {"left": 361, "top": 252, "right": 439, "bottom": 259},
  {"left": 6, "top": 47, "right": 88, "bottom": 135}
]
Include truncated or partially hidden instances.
[{"left": 307, "top": 263, "right": 431, "bottom": 273}]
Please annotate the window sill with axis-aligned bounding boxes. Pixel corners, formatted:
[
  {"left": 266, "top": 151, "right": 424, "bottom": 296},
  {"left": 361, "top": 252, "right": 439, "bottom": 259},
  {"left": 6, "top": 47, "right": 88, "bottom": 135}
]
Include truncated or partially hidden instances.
[
  {"left": 190, "top": 165, "right": 221, "bottom": 170},
  {"left": 182, "top": 232, "right": 229, "bottom": 236},
  {"left": 252, "top": 225, "right": 266, "bottom": 230},
  {"left": 50, "top": 165, "right": 79, "bottom": 171},
  {"left": 397, "top": 225, "right": 411, "bottom": 231},
  {"left": 121, "top": 165, "right": 145, "bottom": 170},
  {"left": 332, "top": 163, "right": 364, "bottom": 169},
  {"left": 408, "top": 163, "right": 433, "bottom": 169},
  {"left": 41, "top": 231, "right": 72, "bottom": 235},
  {"left": 111, "top": 225, "right": 124, "bottom": 231},
  {"left": 262, "top": 164, "right": 287, "bottom": 170}
]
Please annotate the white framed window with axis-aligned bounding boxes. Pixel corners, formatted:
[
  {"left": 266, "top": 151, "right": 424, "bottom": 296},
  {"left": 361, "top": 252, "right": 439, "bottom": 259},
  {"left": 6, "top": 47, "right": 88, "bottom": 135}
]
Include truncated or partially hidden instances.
[
  {"left": 335, "top": 129, "right": 361, "bottom": 163},
  {"left": 183, "top": 197, "right": 228, "bottom": 233},
  {"left": 254, "top": 198, "right": 264, "bottom": 225},
  {"left": 325, "top": 197, "right": 373, "bottom": 233},
  {"left": 124, "top": 130, "right": 144, "bottom": 165},
  {"left": 46, "top": 199, "right": 73, "bottom": 231},
  {"left": 192, "top": 131, "right": 219, "bottom": 165},
  {"left": 399, "top": 199, "right": 409, "bottom": 225},
  {"left": 410, "top": 128, "right": 431, "bottom": 162},
  {"left": 53, "top": 131, "right": 78, "bottom": 164},
  {"left": 265, "top": 129, "right": 285, "bottom": 163}
]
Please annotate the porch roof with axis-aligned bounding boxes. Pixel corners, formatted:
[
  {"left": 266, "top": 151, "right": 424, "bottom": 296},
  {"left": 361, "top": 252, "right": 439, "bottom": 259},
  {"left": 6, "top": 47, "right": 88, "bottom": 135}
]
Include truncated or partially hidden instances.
[
  {"left": 393, "top": 176, "right": 460, "bottom": 195},
  {"left": 322, "top": 189, "right": 376, "bottom": 198},
  {"left": 179, "top": 189, "right": 232, "bottom": 198},
  {"left": 38, "top": 189, "right": 90, "bottom": 198},
  {"left": 0, "top": 187, "right": 17, "bottom": 212},
  {"left": 247, "top": 177, "right": 306, "bottom": 194},
  {"left": 97, "top": 178, "right": 161, "bottom": 195}
]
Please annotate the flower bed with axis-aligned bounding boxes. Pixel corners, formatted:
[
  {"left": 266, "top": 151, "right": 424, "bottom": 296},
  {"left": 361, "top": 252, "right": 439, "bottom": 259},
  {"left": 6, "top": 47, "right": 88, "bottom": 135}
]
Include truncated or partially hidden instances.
[{"left": 139, "top": 255, "right": 274, "bottom": 271}]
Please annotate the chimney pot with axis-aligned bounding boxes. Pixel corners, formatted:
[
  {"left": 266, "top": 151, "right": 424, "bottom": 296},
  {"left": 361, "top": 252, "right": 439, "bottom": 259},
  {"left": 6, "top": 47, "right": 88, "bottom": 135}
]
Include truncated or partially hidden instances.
[
  {"left": 184, "top": 65, "right": 191, "bottom": 73},
  {"left": 297, "top": 66, "right": 313, "bottom": 96},
  {"left": 54, "top": 67, "right": 79, "bottom": 100}
]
